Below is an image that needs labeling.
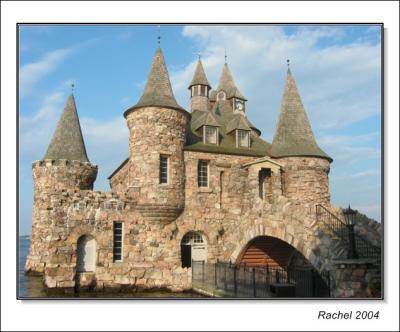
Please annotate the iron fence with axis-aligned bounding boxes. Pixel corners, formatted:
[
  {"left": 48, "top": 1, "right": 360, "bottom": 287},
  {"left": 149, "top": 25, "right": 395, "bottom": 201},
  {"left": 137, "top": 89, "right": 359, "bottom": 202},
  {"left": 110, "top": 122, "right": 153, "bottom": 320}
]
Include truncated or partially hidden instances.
[
  {"left": 316, "top": 205, "right": 381, "bottom": 260},
  {"left": 192, "top": 261, "right": 330, "bottom": 298}
]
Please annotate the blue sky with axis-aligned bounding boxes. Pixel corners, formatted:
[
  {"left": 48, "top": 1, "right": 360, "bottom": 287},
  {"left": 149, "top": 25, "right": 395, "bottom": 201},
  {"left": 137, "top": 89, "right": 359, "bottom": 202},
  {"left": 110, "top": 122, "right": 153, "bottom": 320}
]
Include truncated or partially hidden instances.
[{"left": 18, "top": 24, "right": 382, "bottom": 235}]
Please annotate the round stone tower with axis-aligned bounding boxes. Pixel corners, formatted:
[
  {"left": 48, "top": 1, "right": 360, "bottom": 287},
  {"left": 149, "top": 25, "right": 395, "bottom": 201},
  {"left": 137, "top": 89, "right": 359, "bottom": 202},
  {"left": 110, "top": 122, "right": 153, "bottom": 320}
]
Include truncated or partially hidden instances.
[
  {"left": 123, "top": 47, "right": 189, "bottom": 223},
  {"left": 25, "top": 95, "right": 97, "bottom": 274},
  {"left": 270, "top": 68, "right": 332, "bottom": 205}
]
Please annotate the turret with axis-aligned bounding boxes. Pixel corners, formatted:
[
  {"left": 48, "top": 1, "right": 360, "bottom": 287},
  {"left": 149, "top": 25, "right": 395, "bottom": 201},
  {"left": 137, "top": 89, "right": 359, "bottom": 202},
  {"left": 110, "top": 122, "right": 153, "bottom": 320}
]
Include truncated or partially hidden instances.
[
  {"left": 270, "top": 66, "right": 332, "bottom": 205},
  {"left": 188, "top": 59, "right": 211, "bottom": 112},
  {"left": 32, "top": 94, "right": 97, "bottom": 194},
  {"left": 26, "top": 94, "right": 97, "bottom": 274},
  {"left": 123, "top": 47, "right": 189, "bottom": 223},
  {"left": 214, "top": 62, "right": 247, "bottom": 114}
]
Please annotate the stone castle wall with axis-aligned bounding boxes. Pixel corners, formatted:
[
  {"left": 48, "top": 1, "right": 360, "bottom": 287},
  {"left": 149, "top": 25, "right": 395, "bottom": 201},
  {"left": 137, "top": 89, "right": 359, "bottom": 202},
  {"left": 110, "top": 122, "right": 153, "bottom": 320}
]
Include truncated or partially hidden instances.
[
  {"left": 26, "top": 152, "right": 380, "bottom": 297},
  {"left": 109, "top": 160, "right": 129, "bottom": 193},
  {"left": 125, "top": 107, "right": 189, "bottom": 211},
  {"left": 278, "top": 157, "right": 331, "bottom": 205}
]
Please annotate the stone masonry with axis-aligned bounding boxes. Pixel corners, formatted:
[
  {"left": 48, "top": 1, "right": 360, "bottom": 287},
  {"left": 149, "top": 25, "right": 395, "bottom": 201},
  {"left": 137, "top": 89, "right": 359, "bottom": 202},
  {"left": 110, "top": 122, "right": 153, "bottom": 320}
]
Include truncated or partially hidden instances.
[{"left": 25, "top": 45, "right": 381, "bottom": 297}]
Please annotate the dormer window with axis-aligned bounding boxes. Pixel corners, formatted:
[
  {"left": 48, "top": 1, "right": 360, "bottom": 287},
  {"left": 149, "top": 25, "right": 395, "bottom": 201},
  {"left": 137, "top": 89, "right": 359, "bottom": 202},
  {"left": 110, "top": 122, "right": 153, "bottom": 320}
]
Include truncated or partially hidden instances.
[
  {"left": 217, "top": 91, "right": 226, "bottom": 101},
  {"left": 203, "top": 126, "right": 218, "bottom": 145},
  {"left": 236, "top": 129, "right": 250, "bottom": 148}
]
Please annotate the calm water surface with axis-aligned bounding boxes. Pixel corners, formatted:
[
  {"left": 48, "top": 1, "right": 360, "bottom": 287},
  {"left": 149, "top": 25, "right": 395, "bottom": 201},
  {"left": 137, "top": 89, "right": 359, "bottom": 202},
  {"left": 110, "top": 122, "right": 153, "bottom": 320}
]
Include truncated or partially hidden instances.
[{"left": 19, "top": 236, "right": 203, "bottom": 298}]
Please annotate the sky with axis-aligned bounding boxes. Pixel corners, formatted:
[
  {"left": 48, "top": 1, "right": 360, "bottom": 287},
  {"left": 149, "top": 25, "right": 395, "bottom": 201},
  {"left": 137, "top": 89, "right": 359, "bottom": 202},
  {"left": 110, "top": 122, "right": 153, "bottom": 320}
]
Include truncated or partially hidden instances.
[{"left": 18, "top": 24, "right": 382, "bottom": 235}]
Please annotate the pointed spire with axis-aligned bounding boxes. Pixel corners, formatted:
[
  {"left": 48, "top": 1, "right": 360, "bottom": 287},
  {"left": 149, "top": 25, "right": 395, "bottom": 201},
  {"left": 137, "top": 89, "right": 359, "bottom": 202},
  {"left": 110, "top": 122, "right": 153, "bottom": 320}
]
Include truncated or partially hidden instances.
[
  {"left": 44, "top": 94, "right": 90, "bottom": 162},
  {"left": 216, "top": 63, "right": 246, "bottom": 100},
  {"left": 125, "top": 47, "right": 185, "bottom": 116},
  {"left": 188, "top": 59, "right": 211, "bottom": 89},
  {"left": 271, "top": 69, "right": 332, "bottom": 161}
]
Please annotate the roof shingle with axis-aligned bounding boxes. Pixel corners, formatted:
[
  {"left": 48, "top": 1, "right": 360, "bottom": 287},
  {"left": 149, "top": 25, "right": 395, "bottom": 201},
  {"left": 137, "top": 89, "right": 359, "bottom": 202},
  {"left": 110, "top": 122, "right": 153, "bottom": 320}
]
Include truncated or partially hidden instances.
[
  {"left": 270, "top": 69, "right": 332, "bottom": 161},
  {"left": 44, "top": 94, "right": 90, "bottom": 162}
]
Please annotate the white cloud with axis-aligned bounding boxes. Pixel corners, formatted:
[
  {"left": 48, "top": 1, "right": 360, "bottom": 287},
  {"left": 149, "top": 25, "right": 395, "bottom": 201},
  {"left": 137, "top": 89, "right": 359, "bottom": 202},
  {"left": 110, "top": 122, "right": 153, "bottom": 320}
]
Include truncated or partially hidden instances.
[
  {"left": 19, "top": 48, "right": 72, "bottom": 97},
  {"left": 170, "top": 26, "right": 381, "bottom": 136}
]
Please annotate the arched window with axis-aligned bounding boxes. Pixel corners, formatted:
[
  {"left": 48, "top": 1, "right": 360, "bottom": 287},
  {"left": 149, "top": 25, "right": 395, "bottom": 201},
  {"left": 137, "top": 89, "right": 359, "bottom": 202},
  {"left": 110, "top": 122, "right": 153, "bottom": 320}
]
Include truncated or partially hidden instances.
[
  {"left": 181, "top": 231, "right": 207, "bottom": 268},
  {"left": 77, "top": 235, "right": 96, "bottom": 272},
  {"left": 217, "top": 90, "right": 226, "bottom": 101}
]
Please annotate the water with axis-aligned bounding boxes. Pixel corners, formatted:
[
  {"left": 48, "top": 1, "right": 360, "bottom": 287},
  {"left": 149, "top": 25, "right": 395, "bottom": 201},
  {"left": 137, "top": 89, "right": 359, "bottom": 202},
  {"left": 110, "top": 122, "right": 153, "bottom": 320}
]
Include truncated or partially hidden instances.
[{"left": 19, "top": 236, "right": 203, "bottom": 298}]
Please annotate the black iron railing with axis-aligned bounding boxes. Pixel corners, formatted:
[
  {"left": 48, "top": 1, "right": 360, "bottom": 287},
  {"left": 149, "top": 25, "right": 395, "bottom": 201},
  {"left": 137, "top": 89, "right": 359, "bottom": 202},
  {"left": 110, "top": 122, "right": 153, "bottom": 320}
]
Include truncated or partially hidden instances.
[
  {"left": 192, "top": 261, "right": 330, "bottom": 298},
  {"left": 316, "top": 205, "right": 381, "bottom": 260}
]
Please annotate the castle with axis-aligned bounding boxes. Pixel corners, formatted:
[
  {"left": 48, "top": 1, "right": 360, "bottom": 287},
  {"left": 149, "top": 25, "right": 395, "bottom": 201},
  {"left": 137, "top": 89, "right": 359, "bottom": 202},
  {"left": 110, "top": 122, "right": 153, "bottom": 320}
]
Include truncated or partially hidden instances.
[{"left": 25, "top": 45, "right": 381, "bottom": 297}]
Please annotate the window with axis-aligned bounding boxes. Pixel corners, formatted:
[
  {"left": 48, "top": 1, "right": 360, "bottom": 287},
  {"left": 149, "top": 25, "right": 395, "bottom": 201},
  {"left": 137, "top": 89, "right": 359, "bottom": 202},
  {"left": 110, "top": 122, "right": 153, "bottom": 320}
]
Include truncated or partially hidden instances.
[
  {"left": 258, "top": 168, "right": 271, "bottom": 200},
  {"left": 113, "top": 222, "right": 123, "bottom": 262},
  {"left": 204, "top": 126, "right": 218, "bottom": 145},
  {"left": 217, "top": 91, "right": 226, "bottom": 101},
  {"left": 159, "top": 155, "right": 169, "bottom": 184},
  {"left": 198, "top": 160, "right": 209, "bottom": 187},
  {"left": 237, "top": 130, "right": 250, "bottom": 148}
]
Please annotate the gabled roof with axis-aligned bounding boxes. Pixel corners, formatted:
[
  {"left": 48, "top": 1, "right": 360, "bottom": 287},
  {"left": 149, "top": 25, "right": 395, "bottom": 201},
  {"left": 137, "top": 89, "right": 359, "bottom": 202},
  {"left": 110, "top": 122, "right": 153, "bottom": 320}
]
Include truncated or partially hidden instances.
[
  {"left": 215, "top": 63, "right": 247, "bottom": 100},
  {"left": 225, "top": 114, "right": 251, "bottom": 134},
  {"left": 192, "top": 110, "right": 221, "bottom": 131},
  {"left": 44, "top": 94, "right": 90, "bottom": 162},
  {"left": 124, "top": 47, "right": 186, "bottom": 117},
  {"left": 270, "top": 69, "right": 332, "bottom": 161},
  {"left": 188, "top": 60, "right": 211, "bottom": 89},
  {"left": 185, "top": 100, "right": 271, "bottom": 157}
]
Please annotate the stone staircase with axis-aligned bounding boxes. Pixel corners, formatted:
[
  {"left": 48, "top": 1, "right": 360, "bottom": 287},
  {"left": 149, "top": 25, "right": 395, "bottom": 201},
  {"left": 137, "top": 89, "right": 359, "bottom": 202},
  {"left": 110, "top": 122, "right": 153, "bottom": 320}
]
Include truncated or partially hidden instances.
[{"left": 316, "top": 204, "right": 381, "bottom": 261}]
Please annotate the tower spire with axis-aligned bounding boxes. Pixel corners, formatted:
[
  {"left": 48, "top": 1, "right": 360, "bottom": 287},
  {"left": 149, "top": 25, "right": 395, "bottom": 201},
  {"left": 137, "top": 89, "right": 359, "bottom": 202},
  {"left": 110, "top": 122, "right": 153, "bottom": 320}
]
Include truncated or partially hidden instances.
[
  {"left": 270, "top": 68, "right": 331, "bottom": 161},
  {"left": 44, "top": 94, "right": 90, "bottom": 162},
  {"left": 124, "top": 46, "right": 185, "bottom": 116},
  {"left": 188, "top": 58, "right": 211, "bottom": 89},
  {"left": 216, "top": 62, "right": 246, "bottom": 100}
]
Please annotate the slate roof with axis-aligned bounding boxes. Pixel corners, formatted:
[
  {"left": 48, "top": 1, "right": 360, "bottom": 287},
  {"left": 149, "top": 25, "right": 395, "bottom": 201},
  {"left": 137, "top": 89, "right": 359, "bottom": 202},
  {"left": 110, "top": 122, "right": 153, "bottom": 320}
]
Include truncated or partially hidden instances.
[
  {"left": 184, "top": 100, "right": 271, "bottom": 157},
  {"left": 44, "top": 94, "right": 90, "bottom": 162},
  {"left": 124, "top": 47, "right": 186, "bottom": 117},
  {"left": 192, "top": 110, "right": 221, "bottom": 131},
  {"left": 188, "top": 60, "right": 211, "bottom": 88},
  {"left": 270, "top": 69, "right": 332, "bottom": 161},
  {"left": 213, "top": 63, "right": 247, "bottom": 101},
  {"left": 225, "top": 114, "right": 251, "bottom": 134}
]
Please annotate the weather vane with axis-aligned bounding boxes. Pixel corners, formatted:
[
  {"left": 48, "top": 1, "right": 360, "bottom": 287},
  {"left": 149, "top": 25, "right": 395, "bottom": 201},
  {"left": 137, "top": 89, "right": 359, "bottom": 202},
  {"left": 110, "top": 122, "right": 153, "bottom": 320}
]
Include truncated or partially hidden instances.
[
  {"left": 157, "top": 25, "right": 161, "bottom": 45},
  {"left": 193, "top": 51, "right": 201, "bottom": 60}
]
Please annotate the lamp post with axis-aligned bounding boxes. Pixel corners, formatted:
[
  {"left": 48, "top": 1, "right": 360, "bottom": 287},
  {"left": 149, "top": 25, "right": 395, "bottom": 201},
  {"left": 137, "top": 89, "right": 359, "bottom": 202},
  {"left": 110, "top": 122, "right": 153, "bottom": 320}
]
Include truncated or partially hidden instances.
[{"left": 343, "top": 204, "right": 359, "bottom": 259}]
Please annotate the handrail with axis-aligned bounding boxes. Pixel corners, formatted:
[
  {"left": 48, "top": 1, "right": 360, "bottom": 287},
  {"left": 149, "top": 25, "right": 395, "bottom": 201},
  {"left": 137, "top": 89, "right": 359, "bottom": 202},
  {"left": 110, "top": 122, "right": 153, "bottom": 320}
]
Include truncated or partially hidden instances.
[{"left": 316, "top": 204, "right": 381, "bottom": 260}]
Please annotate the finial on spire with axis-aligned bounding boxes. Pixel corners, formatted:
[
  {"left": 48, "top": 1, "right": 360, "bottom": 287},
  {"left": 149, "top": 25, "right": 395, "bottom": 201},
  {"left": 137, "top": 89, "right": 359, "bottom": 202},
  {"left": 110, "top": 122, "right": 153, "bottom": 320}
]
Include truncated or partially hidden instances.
[
  {"left": 286, "top": 59, "right": 290, "bottom": 69},
  {"left": 224, "top": 48, "right": 227, "bottom": 63},
  {"left": 71, "top": 83, "right": 75, "bottom": 94},
  {"left": 157, "top": 25, "right": 161, "bottom": 45},
  {"left": 193, "top": 51, "right": 201, "bottom": 60}
]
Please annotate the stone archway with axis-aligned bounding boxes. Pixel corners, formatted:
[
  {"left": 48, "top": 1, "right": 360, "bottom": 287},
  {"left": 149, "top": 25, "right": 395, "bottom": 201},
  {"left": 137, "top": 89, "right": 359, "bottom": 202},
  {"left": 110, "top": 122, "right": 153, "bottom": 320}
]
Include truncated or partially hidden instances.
[
  {"left": 77, "top": 235, "right": 96, "bottom": 272},
  {"left": 237, "top": 236, "right": 307, "bottom": 269},
  {"left": 229, "top": 223, "right": 327, "bottom": 275},
  {"left": 236, "top": 235, "right": 330, "bottom": 297}
]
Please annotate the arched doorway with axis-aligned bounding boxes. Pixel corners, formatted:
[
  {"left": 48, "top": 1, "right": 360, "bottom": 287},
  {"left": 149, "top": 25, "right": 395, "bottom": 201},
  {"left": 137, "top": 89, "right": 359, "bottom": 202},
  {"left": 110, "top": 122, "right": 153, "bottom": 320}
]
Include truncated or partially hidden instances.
[
  {"left": 77, "top": 235, "right": 96, "bottom": 272},
  {"left": 181, "top": 231, "right": 207, "bottom": 268}
]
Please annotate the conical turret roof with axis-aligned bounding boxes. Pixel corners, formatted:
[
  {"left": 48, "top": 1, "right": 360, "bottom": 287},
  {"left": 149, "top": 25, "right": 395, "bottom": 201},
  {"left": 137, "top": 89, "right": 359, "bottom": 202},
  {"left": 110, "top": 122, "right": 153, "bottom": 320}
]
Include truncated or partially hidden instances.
[
  {"left": 124, "top": 47, "right": 186, "bottom": 117},
  {"left": 44, "top": 94, "right": 90, "bottom": 162},
  {"left": 188, "top": 59, "right": 211, "bottom": 88},
  {"left": 216, "top": 63, "right": 246, "bottom": 100},
  {"left": 270, "top": 69, "right": 332, "bottom": 161}
]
